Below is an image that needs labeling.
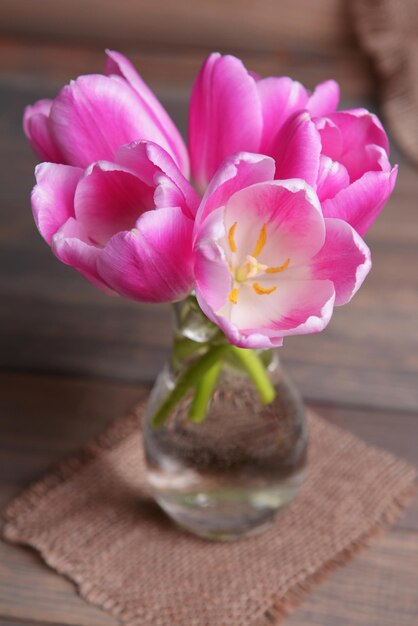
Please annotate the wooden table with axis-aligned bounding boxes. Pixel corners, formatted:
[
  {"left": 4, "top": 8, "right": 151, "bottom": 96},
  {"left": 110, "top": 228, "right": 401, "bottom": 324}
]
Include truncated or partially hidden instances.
[{"left": 0, "top": 37, "right": 417, "bottom": 626}]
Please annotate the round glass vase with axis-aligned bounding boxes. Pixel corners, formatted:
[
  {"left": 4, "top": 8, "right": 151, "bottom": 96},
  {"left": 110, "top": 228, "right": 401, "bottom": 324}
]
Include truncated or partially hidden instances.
[{"left": 143, "top": 297, "right": 308, "bottom": 541}]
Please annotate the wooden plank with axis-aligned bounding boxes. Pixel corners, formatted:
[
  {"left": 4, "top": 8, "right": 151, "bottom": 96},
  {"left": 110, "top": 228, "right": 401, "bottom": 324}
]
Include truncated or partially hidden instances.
[
  {"left": 285, "top": 530, "right": 418, "bottom": 626},
  {"left": 0, "top": 620, "right": 65, "bottom": 626},
  {"left": 0, "top": 38, "right": 373, "bottom": 100},
  {"left": 0, "top": 0, "right": 355, "bottom": 54},
  {"left": 0, "top": 373, "right": 144, "bottom": 485},
  {"left": 0, "top": 620, "right": 68, "bottom": 626},
  {"left": 0, "top": 617, "right": 68, "bottom": 626},
  {"left": 0, "top": 372, "right": 415, "bottom": 484}
]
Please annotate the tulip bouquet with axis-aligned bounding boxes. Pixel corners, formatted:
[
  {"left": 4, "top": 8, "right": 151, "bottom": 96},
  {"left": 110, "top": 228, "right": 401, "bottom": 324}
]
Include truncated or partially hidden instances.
[{"left": 25, "top": 51, "right": 397, "bottom": 425}]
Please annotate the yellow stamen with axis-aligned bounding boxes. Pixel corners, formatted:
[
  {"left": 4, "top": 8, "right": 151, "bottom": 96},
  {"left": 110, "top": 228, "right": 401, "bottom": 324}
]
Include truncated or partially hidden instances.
[
  {"left": 253, "top": 283, "right": 277, "bottom": 296},
  {"left": 266, "top": 258, "right": 290, "bottom": 273},
  {"left": 228, "top": 222, "right": 237, "bottom": 253},
  {"left": 252, "top": 224, "right": 267, "bottom": 257},
  {"left": 229, "top": 287, "right": 239, "bottom": 304}
]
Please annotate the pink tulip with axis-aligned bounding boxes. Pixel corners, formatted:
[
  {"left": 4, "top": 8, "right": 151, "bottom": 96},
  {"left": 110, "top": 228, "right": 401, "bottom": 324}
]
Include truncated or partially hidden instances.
[
  {"left": 271, "top": 109, "right": 398, "bottom": 235},
  {"left": 189, "top": 53, "right": 339, "bottom": 191},
  {"left": 31, "top": 141, "right": 199, "bottom": 302},
  {"left": 189, "top": 53, "right": 396, "bottom": 234},
  {"left": 193, "top": 153, "right": 371, "bottom": 349},
  {"left": 24, "top": 50, "right": 189, "bottom": 176}
]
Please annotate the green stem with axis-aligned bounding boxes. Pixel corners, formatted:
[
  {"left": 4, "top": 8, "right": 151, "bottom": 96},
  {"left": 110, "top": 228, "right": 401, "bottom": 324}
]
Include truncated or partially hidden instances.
[
  {"left": 172, "top": 336, "right": 208, "bottom": 361},
  {"left": 230, "top": 347, "right": 276, "bottom": 404},
  {"left": 188, "top": 359, "right": 223, "bottom": 423},
  {"left": 152, "top": 345, "right": 228, "bottom": 427}
]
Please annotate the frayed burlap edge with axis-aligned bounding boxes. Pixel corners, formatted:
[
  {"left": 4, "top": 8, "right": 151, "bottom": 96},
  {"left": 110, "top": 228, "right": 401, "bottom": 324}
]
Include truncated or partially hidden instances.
[
  {"left": 256, "top": 480, "right": 417, "bottom": 625},
  {"left": 3, "top": 406, "right": 417, "bottom": 626}
]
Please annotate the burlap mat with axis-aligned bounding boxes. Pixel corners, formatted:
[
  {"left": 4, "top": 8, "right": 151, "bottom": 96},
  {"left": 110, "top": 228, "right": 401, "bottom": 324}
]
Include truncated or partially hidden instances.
[
  {"left": 353, "top": 0, "right": 418, "bottom": 165},
  {"left": 3, "top": 406, "right": 416, "bottom": 626}
]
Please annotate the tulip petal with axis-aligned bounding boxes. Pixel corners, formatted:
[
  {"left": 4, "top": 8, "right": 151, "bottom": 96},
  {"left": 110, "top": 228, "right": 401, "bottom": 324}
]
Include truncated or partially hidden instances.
[
  {"left": 97, "top": 207, "right": 194, "bottom": 303},
  {"left": 322, "top": 166, "right": 398, "bottom": 235},
  {"left": 105, "top": 50, "right": 189, "bottom": 176},
  {"left": 324, "top": 110, "right": 390, "bottom": 181},
  {"left": 328, "top": 109, "right": 389, "bottom": 151},
  {"left": 195, "top": 290, "right": 285, "bottom": 349},
  {"left": 316, "top": 155, "right": 350, "bottom": 201},
  {"left": 50, "top": 74, "right": 181, "bottom": 168},
  {"left": 196, "top": 277, "right": 335, "bottom": 348},
  {"left": 310, "top": 218, "right": 371, "bottom": 305},
  {"left": 194, "top": 243, "right": 231, "bottom": 314},
  {"left": 74, "top": 162, "right": 154, "bottom": 246},
  {"left": 31, "top": 163, "right": 83, "bottom": 244},
  {"left": 23, "top": 98, "right": 51, "bottom": 131},
  {"left": 272, "top": 112, "right": 321, "bottom": 187},
  {"left": 194, "top": 206, "right": 231, "bottom": 312},
  {"left": 307, "top": 80, "right": 340, "bottom": 117},
  {"left": 256, "top": 77, "right": 308, "bottom": 154},
  {"left": 23, "top": 100, "right": 63, "bottom": 163},
  {"left": 230, "top": 279, "right": 335, "bottom": 337},
  {"left": 224, "top": 179, "right": 325, "bottom": 264},
  {"left": 189, "top": 53, "right": 262, "bottom": 191},
  {"left": 52, "top": 218, "right": 112, "bottom": 292},
  {"left": 116, "top": 141, "right": 199, "bottom": 218},
  {"left": 359, "top": 143, "right": 392, "bottom": 174},
  {"left": 315, "top": 116, "right": 342, "bottom": 158},
  {"left": 196, "top": 152, "right": 276, "bottom": 227}
]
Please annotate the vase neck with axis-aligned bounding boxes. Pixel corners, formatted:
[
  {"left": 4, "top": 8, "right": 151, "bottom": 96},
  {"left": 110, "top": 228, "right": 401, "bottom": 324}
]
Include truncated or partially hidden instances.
[
  {"left": 173, "top": 295, "right": 220, "bottom": 344},
  {"left": 171, "top": 296, "right": 279, "bottom": 376}
]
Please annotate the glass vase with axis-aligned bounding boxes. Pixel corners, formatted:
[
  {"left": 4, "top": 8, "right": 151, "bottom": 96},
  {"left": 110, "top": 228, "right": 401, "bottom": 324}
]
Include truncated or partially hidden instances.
[{"left": 143, "top": 297, "right": 308, "bottom": 541}]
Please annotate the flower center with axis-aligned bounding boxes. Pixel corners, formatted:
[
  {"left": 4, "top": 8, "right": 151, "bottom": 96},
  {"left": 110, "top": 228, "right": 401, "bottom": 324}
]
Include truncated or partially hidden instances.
[
  {"left": 226, "top": 222, "right": 290, "bottom": 304},
  {"left": 235, "top": 255, "right": 267, "bottom": 282}
]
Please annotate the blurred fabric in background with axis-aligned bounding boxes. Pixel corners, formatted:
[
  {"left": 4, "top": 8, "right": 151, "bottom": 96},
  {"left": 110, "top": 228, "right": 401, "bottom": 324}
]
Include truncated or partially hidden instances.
[{"left": 354, "top": 0, "right": 418, "bottom": 166}]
